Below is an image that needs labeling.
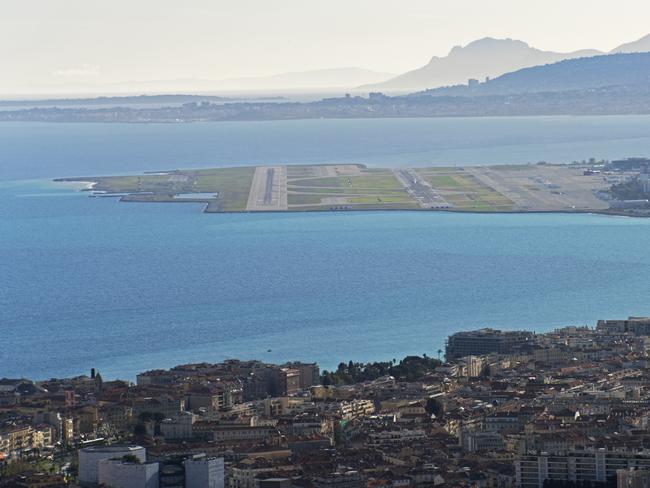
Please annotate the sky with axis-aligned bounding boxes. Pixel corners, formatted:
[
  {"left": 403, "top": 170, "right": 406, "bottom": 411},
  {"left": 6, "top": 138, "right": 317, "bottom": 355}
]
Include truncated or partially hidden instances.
[{"left": 2, "top": 0, "right": 650, "bottom": 95}]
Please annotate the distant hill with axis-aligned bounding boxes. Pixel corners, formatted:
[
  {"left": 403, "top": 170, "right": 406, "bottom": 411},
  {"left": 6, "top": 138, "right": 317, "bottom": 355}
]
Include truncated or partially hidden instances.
[
  {"left": 15, "top": 68, "right": 394, "bottom": 97},
  {"left": 361, "top": 38, "right": 602, "bottom": 92},
  {"left": 0, "top": 94, "right": 232, "bottom": 107},
  {"left": 611, "top": 33, "right": 650, "bottom": 54},
  {"left": 414, "top": 52, "right": 650, "bottom": 97},
  {"left": 210, "top": 67, "right": 395, "bottom": 90}
]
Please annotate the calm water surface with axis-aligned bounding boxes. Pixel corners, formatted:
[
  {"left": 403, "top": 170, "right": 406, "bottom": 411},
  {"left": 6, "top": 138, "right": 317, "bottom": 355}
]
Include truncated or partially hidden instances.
[
  {"left": 2, "top": 117, "right": 650, "bottom": 380},
  {"left": 2, "top": 115, "right": 650, "bottom": 181}
]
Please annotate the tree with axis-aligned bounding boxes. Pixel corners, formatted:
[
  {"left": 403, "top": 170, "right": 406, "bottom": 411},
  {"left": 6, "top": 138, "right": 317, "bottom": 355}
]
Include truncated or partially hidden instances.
[
  {"left": 138, "top": 411, "right": 153, "bottom": 422},
  {"left": 320, "top": 354, "right": 442, "bottom": 385},
  {"left": 139, "top": 411, "right": 165, "bottom": 423},
  {"left": 121, "top": 454, "right": 141, "bottom": 464},
  {"left": 133, "top": 423, "right": 147, "bottom": 438},
  {"left": 425, "top": 397, "right": 444, "bottom": 417}
]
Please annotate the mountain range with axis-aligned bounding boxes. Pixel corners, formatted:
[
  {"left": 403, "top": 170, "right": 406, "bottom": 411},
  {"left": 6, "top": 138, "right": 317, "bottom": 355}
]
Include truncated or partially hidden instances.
[
  {"left": 611, "top": 33, "right": 650, "bottom": 54},
  {"left": 412, "top": 52, "right": 650, "bottom": 97},
  {"left": 7, "top": 50, "right": 650, "bottom": 121},
  {"left": 6, "top": 33, "right": 650, "bottom": 98},
  {"left": 363, "top": 33, "right": 650, "bottom": 92}
]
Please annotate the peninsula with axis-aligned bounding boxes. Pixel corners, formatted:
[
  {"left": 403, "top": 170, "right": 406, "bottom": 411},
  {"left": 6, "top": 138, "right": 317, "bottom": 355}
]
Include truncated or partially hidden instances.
[{"left": 56, "top": 159, "right": 650, "bottom": 215}]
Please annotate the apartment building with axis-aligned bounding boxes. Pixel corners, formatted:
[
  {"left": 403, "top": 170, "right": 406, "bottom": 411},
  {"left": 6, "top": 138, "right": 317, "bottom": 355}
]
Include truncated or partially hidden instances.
[{"left": 516, "top": 449, "right": 650, "bottom": 488}]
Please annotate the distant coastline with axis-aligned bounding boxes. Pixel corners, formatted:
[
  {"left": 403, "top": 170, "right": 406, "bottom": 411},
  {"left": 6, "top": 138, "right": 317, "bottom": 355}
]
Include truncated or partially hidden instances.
[
  {"left": 6, "top": 87, "right": 650, "bottom": 123},
  {"left": 6, "top": 53, "right": 650, "bottom": 123}
]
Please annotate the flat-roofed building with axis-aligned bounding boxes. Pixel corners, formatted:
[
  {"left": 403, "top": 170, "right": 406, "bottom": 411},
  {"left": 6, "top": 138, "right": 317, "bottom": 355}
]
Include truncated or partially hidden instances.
[
  {"left": 516, "top": 449, "right": 650, "bottom": 488},
  {"left": 79, "top": 445, "right": 146, "bottom": 487},
  {"left": 446, "top": 329, "right": 534, "bottom": 360},
  {"left": 98, "top": 458, "right": 159, "bottom": 488},
  {"left": 282, "top": 362, "right": 320, "bottom": 389},
  {"left": 313, "top": 472, "right": 365, "bottom": 488},
  {"left": 618, "top": 469, "right": 650, "bottom": 488},
  {"left": 212, "top": 425, "right": 279, "bottom": 443},
  {"left": 597, "top": 317, "right": 650, "bottom": 336},
  {"left": 160, "top": 411, "right": 195, "bottom": 440},
  {"left": 184, "top": 456, "right": 224, "bottom": 488}
]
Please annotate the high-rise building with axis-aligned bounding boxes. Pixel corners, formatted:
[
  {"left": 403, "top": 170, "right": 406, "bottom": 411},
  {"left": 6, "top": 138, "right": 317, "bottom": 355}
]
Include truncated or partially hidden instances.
[
  {"left": 516, "top": 449, "right": 650, "bottom": 488},
  {"left": 283, "top": 362, "right": 320, "bottom": 389},
  {"left": 618, "top": 469, "right": 650, "bottom": 488},
  {"left": 78, "top": 445, "right": 146, "bottom": 487},
  {"left": 184, "top": 456, "right": 224, "bottom": 488},
  {"left": 597, "top": 317, "right": 650, "bottom": 336},
  {"left": 98, "top": 458, "right": 159, "bottom": 488},
  {"left": 446, "top": 329, "right": 534, "bottom": 360}
]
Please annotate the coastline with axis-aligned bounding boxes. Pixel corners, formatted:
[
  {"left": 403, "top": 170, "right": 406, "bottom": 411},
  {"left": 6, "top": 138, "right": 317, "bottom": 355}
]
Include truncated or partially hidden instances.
[
  {"left": 50, "top": 178, "right": 97, "bottom": 190},
  {"left": 55, "top": 160, "right": 641, "bottom": 217},
  {"left": 61, "top": 182, "right": 646, "bottom": 219}
]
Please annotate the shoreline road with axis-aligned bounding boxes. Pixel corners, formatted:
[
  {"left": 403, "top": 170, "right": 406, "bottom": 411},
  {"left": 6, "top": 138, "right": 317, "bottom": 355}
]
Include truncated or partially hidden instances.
[
  {"left": 246, "top": 165, "right": 288, "bottom": 211},
  {"left": 393, "top": 169, "right": 452, "bottom": 209}
]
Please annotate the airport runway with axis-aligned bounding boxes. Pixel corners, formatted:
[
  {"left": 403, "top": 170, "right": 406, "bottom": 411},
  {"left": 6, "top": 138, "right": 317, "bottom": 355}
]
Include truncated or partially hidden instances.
[
  {"left": 246, "top": 166, "right": 288, "bottom": 211},
  {"left": 393, "top": 169, "right": 452, "bottom": 208}
]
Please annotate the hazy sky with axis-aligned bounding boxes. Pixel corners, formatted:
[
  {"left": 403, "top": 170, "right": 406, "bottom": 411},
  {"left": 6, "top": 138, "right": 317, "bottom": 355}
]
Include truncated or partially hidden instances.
[{"left": 3, "top": 0, "right": 650, "bottom": 94}]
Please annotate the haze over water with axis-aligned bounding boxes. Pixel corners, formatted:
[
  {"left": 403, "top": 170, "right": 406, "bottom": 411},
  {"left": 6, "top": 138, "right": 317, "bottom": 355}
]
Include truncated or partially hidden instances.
[
  {"left": 2, "top": 116, "right": 650, "bottom": 380},
  {"left": 4, "top": 116, "right": 650, "bottom": 180}
]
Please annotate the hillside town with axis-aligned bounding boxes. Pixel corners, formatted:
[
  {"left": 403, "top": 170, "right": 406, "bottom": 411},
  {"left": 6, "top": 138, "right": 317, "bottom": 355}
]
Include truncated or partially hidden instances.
[{"left": 4, "top": 317, "right": 650, "bottom": 488}]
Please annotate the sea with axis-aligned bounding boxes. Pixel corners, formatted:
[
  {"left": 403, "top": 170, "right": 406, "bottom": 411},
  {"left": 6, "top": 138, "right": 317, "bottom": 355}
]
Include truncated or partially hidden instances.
[{"left": 2, "top": 116, "right": 650, "bottom": 381}]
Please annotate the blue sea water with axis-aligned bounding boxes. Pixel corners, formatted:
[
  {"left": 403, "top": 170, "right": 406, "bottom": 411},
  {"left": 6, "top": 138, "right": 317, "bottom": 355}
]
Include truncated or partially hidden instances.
[
  {"left": 3, "top": 115, "right": 650, "bottom": 180},
  {"left": 2, "top": 117, "right": 650, "bottom": 381}
]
